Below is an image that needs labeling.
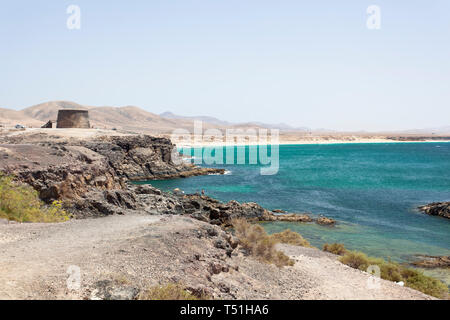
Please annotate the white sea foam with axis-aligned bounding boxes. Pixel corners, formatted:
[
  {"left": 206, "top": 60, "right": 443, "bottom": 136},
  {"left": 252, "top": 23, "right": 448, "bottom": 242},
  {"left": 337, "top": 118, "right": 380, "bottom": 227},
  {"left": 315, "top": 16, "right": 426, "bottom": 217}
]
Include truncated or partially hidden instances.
[{"left": 208, "top": 170, "right": 232, "bottom": 176}]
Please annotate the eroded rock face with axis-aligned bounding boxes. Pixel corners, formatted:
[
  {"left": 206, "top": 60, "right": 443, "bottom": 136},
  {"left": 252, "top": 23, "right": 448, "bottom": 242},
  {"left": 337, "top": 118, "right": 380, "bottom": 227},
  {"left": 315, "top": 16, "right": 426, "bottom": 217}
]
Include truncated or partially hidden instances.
[
  {"left": 0, "top": 135, "right": 222, "bottom": 206},
  {"left": 418, "top": 202, "right": 450, "bottom": 220},
  {"left": 77, "top": 135, "right": 224, "bottom": 181},
  {"left": 0, "top": 144, "right": 121, "bottom": 202}
]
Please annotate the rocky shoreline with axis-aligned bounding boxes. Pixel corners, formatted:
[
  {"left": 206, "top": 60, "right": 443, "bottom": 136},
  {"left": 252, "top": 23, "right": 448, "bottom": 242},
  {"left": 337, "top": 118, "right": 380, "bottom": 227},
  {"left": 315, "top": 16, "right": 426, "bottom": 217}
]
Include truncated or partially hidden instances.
[
  {"left": 418, "top": 202, "right": 450, "bottom": 220},
  {"left": 0, "top": 132, "right": 335, "bottom": 226}
]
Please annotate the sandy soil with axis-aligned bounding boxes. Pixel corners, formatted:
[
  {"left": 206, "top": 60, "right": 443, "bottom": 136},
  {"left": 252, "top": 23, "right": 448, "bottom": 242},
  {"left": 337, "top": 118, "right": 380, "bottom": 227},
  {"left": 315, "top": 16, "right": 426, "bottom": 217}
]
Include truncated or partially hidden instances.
[{"left": 0, "top": 215, "right": 433, "bottom": 300}]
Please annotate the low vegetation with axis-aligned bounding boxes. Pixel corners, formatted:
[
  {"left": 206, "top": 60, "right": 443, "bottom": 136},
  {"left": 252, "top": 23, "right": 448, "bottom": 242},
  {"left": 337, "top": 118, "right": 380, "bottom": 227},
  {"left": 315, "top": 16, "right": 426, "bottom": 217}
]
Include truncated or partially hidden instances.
[
  {"left": 232, "top": 219, "right": 294, "bottom": 267},
  {"left": 322, "top": 243, "right": 348, "bottom": 255},
  {"left": 336, "top": 246, "right": 448, "bottom": 299},
  {"left": 0, "top": 174, "right": 70, "bottom": 223},
  {"left": 270, "top": 229, "right": 311, "bottom": 247},
  {"left": 138, "top": 283, "right": 209, "bottom": 300}
]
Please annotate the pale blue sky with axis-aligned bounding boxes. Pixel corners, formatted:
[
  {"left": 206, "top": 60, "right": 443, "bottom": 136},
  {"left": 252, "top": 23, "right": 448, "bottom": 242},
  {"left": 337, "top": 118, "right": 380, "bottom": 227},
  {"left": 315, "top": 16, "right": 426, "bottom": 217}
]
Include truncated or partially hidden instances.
[{"left": 1, "top": 1, "right": 449, "bottom": 131}]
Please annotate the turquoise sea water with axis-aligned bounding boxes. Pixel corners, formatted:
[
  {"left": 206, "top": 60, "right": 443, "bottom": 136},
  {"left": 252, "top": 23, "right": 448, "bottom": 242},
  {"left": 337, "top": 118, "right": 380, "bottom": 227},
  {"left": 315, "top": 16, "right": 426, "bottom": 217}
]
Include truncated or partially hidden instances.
[{"left": 140, "top": 143, "right": 450, "bottom": 282}]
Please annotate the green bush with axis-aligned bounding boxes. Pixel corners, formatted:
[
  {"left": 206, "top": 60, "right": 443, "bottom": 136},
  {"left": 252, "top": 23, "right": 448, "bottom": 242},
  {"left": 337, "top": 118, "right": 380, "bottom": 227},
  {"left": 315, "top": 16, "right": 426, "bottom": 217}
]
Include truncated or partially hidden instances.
[
  {"left": 0, "top": 174, "right": 70, "bottom": 223},
  {"left": 339, "top": 250, "right": 448, "bottom": 299}
]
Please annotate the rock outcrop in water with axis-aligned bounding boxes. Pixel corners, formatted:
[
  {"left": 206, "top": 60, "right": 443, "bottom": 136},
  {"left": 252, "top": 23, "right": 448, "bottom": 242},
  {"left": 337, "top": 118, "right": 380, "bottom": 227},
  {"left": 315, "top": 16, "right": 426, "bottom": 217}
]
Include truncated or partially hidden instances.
[
  {"left": 418, "top": 202, "right": 450, "bottom": 220},
  {"left": 316, "top": 216, "right": 337, "bottom": 226}
]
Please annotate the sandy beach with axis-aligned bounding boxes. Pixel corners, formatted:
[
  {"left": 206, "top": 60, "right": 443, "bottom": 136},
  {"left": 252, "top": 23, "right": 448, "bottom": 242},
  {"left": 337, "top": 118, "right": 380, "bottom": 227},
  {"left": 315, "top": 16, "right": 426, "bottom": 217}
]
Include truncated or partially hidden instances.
[{"left": 173, "top": 136, "right": 450, "bottom": 148}]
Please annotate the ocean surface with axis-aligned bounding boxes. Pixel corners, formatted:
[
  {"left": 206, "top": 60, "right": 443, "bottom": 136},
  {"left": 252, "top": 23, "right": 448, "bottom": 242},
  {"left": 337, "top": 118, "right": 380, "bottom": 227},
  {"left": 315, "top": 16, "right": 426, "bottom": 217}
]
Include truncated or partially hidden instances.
[{"left": 140, "top": 142, "right": 450, "bottom": 283}]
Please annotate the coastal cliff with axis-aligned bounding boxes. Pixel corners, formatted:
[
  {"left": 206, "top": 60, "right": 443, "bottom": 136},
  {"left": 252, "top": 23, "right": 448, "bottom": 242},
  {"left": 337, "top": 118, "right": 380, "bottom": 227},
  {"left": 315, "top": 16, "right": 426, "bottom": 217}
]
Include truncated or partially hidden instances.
[
  {"left": 0, "top": 132, "right": 334, "bottom": 225},
  {"left": 0, "top": 134, "right": 223, "bottom": 215}
]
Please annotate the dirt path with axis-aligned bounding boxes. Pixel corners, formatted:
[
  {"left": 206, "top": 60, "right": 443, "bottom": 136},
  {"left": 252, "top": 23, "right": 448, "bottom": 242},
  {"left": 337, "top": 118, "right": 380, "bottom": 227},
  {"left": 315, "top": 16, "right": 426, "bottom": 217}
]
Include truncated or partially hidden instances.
[
  {"left": 0, "top": 215, "right": 434, "bottom": 300},
  {"left": 0, "top": 215, "right": 162, "bottom": 299},
  {"left": 280, "top": 245, "right": 434, "bottom": 300}
]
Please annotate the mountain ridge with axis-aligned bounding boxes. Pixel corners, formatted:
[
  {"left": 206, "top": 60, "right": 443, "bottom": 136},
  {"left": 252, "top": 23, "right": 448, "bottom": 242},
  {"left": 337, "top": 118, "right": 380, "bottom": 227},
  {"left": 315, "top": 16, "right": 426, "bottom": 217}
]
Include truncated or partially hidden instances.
[{"left": 1, "top": 100, "right": 449, "bottom": 134}]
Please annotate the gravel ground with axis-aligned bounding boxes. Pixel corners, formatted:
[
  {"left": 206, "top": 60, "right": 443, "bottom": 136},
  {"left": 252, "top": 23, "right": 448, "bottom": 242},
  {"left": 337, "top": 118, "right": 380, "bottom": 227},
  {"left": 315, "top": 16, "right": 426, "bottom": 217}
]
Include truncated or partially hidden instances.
[{"left": 0, "top": 215, "right": 434, "bottom": 300}]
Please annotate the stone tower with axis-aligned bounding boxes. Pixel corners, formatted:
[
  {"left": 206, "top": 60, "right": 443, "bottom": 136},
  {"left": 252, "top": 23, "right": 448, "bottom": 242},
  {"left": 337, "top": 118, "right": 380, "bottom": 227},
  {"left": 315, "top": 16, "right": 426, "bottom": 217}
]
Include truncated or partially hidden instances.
[{"left": 56, "top": 110, "right": 90, "bottom": 129}]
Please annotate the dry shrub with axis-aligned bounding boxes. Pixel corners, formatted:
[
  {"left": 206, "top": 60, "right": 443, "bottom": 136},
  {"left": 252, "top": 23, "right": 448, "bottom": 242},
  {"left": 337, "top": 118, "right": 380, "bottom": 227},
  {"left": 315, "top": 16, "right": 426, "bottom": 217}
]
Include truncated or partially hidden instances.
[
  {"left": 322, "top": 243, "right": 348, "bottom": 255},
  {"left": 138, "top": 283, "right": 208, "bottom": 300},
  {"left": 232, "top": 219, "right": 294, "bottom": 268},
  {"left": 339, "top": 251, "right": 448, "bottom": 299},
  {"left": 0, "top": 174, "right": 70, "bottom": 223},
  {"left": 339, "top": 250, "right": 371, "bottom": 269},
  {"left": 270, "top": 229, "right": 311, "bottom": 247}
]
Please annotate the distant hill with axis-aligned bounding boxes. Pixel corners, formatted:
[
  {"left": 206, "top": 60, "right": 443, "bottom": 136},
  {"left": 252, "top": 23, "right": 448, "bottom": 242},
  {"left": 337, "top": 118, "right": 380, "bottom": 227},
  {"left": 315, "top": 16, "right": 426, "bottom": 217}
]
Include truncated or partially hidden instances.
[
  {"left": 160, "top": 111, "right": 309, "bottom": 131},
  {"left": 0, "top": 108, "right": 44, "bottom": 127},
  {"left": 22, "top": 101, "right": 87, "bottom": 122},
  {"left": 4, "top": 101, "right": 447, "bottom": 135},
  {"left": 400, "top": 126, "right": 450, "bottom": 135},
  {"left": 3, "top": 101, "right": 229, "bottom": 133}
]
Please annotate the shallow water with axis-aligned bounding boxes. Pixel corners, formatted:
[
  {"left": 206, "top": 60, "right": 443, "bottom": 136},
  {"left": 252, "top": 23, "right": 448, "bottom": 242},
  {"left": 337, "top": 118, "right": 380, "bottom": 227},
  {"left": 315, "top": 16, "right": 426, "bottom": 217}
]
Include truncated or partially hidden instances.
[{"left": 138, "top": 142, "right": 450, "bottom": 284}]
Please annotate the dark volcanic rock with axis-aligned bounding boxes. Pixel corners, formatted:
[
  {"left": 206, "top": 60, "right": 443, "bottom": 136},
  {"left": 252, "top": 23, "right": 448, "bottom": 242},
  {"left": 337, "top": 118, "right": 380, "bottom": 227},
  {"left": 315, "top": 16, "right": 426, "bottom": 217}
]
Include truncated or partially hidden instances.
[
  {"left": 180, "top": 195, "right": 273, "bottom": 225},
  {"left": 179, "top": 194, "right": 336, "bottom": 226},
  {"left": 77, "top": 135, "right": 224, "bottom": 181},
  {"left": 418, "top": 202, "right": 450, "bottom": 219},
  {"left": 0, "top": 135, "right": 222, "bottom": 217}
]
